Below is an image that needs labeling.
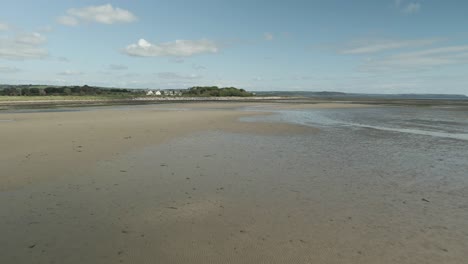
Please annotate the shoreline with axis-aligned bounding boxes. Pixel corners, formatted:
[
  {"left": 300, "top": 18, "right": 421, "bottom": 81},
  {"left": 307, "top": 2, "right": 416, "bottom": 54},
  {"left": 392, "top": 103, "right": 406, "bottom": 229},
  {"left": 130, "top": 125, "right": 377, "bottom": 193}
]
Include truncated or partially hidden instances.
[
  {"left": 2, "top": 96, "right": 468, "bottom": 111},
  {"left": 0, "top": 96, "right": 292, "bottom": 107}
]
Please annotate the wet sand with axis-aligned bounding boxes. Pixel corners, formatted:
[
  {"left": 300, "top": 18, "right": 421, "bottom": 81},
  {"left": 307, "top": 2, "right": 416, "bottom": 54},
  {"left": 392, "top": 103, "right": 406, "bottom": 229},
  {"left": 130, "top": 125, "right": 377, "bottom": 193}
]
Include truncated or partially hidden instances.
[
  {"left": 1, "top": 102, "right": 467, "bottom": 263},
  {"left": 0, "top": 103, "right": 316, "bottom": 190}
]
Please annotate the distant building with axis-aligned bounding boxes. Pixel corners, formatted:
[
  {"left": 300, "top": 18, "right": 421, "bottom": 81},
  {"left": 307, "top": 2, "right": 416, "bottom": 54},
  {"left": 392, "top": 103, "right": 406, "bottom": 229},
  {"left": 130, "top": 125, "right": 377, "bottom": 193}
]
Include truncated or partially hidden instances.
[
  {"left": 146, "top": 90, "right": 162, "bottom": 96},
  {"left": 162, "top": 90, "right": 182, "bottom": 96}
]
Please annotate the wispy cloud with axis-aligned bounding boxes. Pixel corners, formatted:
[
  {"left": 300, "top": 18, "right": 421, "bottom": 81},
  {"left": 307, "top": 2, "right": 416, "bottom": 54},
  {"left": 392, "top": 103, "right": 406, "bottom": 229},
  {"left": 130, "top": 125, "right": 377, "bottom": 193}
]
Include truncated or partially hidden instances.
[
  {"left": 0, "top": 22, "right": 10, "bottom": 31},
  {"left": 109, "top": 64, "right": 128, "bottom": 70},
  {"left": 15, "top": 32, "right": 47, "bottom": 45},
  {"left": 124, "top": 39, "right": 219, "bottom": 57},
  {"left": 263, "top": 32, "right": 274, "bottom": 41},
  {"left": 157, "top": 72, "right": 202, "bottom": 80},
  {"left": 169, "top": 57, "right": 185, "bottom": 63},
  {"left": 57, "top": 4, "right": 137, "bottom": 26},
  {"left": 361, "top": 45, "right": 468, "bottom": 72},
  {"left": 338, "top": 38, "right": 440, "bottom": 54},
  {"left": 395, "top": 0, "right": 421, "bottom": 14},
  {"left": 57, "top": 16, "right": 79, "bottom": 26},
  {"left": 57, "top": 56, "right": 70, "bottom": 62},
  {"left": 192, "top": 64, "right": 207, "bottom": 70},
  {"left": 291, "top": 75, "right": 313, "bottom": 81},
  {"left": 402, "top": 3, "right": 421, "bottom": 14},
  {"left": 0, "top": 32, "right": 48, "bottom": 60},
  {"left": 0, "top": 65, "right": 20, "bottom": 73},
  {"left": 58, "top": 70, "right": 84, "bottom": 76},
  {"left": 37, "top": 25, "right": 53, "bottom": 33}
]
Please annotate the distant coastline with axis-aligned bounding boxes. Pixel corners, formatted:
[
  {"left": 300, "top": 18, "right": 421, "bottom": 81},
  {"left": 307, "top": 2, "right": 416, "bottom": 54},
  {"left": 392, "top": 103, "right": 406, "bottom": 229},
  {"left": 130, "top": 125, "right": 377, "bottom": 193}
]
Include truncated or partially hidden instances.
[
  {"left": 2, "top": 96, "right": 468, "bottom": 111},
  {"left": 254, "top": 91, "right": 468, "bottom": 100},
  {"left": 2, "top": 84, "right": 468, "bottom": 110}
]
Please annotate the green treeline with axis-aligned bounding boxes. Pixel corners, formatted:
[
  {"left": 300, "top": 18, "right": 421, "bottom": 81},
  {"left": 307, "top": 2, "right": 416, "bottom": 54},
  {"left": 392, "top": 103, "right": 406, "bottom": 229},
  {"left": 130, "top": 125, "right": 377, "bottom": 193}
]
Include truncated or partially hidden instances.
[
  {"left": 182, "top": 86, "right": 253, "bottom": 97},
  {"left": 0, "top": 85, "right": 132, "bottom": 96},
  {"left": 0, "top": 85, "right": 253, "bottom": 97}
]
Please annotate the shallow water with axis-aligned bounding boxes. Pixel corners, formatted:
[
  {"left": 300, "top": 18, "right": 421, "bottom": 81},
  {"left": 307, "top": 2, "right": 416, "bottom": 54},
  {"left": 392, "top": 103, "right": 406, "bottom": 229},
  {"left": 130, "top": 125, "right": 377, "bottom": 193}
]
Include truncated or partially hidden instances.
[{"left": 244, "top": 106, "right": 468, "bottom": 141}]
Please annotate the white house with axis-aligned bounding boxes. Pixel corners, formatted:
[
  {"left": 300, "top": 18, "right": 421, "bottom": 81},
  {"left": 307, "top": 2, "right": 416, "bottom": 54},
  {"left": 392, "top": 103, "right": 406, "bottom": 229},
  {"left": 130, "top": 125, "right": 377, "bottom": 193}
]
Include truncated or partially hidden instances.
[
  {"left": 162, "top": 90, "right": 182, "bottom": 96},
  {"left": 155, "top": 90, "right": 162, "bottom": 96},
  {"left": 146, "top": 90, "right": 154, "bottom": 96}
]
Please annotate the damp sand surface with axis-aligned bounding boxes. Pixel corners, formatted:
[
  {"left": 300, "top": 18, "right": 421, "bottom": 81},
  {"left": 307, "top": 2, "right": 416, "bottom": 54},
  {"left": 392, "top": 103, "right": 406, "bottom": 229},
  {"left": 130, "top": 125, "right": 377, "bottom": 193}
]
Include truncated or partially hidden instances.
[{"left": 1, "top": 102, "right": 467, "bottom": 264}]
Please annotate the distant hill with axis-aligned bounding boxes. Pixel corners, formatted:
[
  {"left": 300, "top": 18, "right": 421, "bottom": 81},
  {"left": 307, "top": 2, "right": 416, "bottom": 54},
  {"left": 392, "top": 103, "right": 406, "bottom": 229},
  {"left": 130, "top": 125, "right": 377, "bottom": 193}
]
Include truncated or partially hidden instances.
[{"left": 253, "top": 91, "right": 468, "bottom": 100}]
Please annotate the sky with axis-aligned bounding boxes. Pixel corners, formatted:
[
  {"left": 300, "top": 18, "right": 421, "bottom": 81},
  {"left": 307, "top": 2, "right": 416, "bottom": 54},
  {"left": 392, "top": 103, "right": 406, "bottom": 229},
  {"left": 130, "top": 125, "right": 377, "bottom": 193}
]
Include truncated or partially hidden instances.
[{"left": 1, "top": 0, "right": 468, "bottom": 94}]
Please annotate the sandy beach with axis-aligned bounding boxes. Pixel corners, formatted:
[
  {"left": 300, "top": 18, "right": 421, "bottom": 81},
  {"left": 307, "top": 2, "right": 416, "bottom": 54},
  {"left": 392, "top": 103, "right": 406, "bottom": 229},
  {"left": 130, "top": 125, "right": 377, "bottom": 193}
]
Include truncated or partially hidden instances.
[
  {"left": 0, "top": 103, "right": 317, "bottom": 190},
  {"left": 1, "top": 102, "right": 467, "bottom": 263}
]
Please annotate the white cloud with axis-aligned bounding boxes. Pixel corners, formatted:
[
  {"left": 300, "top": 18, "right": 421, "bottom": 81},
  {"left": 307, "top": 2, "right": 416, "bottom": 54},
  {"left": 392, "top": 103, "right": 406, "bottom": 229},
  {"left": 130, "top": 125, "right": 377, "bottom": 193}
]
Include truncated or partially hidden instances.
[
  {"left": 58, "top": 70, "right": 84, "bottom": 76},
  {"left": 58, "top": 4, "right": 136, "bottom": 26},
  {"left": 339, "top": 38, "right": 439, "bottom": 54},
  {"left": 0, "top": 32, "right": 48, "bottom": 60},
  {"left": 124, "top": 38, "right": 219, "bottom": 57},
  {"left": 0, "top": 65, "right": 20, "bottom": 73},
  {"left": 361, "top": 45, "right": 468, "bottom": 72},
  {"left": 0, "top": 22, "right": 10, "bottom": 31},
  {"left": 157, "top": 72, "right": 202, "bottom": 80},
  {"left": 264, "top": 32, "right": 274, "bottom": 41},
  {"left": 109, "top": 64, "right": 128, "bottom": 70}
]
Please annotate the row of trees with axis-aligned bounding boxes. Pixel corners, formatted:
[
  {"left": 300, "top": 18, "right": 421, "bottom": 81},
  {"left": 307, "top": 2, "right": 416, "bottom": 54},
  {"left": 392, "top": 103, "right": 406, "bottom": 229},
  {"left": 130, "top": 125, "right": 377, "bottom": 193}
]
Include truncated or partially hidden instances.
[
  {"left": 1, "top": 85, "right": 253, "bottom": 97},
  {"left": 0, "top": 85, "right": 133, "bottom": 96},
  {"left": 183, "top": 86, "right": 253, "bottom": 97}
]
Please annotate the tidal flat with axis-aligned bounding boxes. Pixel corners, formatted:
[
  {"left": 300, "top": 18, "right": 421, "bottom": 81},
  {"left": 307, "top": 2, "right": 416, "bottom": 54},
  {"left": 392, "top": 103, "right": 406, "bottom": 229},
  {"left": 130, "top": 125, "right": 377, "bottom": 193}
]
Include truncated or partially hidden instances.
[{"left": 1, "top": 102, "right": 467, "bottom": 263}]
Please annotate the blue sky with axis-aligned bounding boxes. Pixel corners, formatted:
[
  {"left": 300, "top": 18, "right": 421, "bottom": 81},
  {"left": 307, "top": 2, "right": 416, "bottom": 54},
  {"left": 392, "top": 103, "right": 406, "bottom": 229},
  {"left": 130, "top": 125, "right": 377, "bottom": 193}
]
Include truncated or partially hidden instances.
[{"left": 1, "top": 0, "right": 468, "bottom": 94}]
